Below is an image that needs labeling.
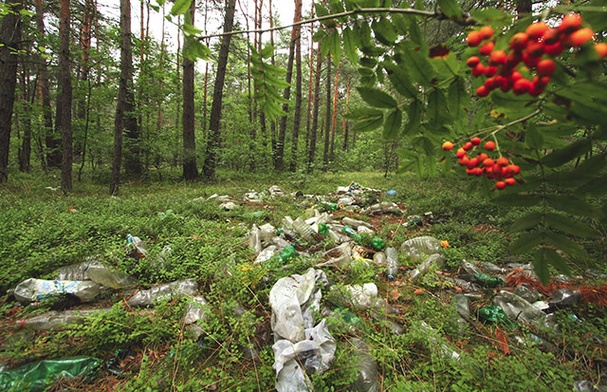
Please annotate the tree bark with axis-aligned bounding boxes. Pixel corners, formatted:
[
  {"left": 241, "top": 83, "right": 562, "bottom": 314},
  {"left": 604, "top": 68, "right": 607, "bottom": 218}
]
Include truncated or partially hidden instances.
[
  {"left": 322, "top": 55, "right": 331, "bottom": 171},
  {"left": 342, "top": 74, "right": 351, "bottom": 150},
  {"left": 58, "top": 0, "right": 73, "bottom": 191},
  {"left": 202, "top": 0, "right": 237, "bottom": 181},
  {"left": 330, "top": 64, "right": 339, "bottom": 162},
  {"left": 0, "top": 0, "right": 22, "bottom": 182},
  {"left": 289, "top": 0, "right": 303, "bottom": 172},
  {"left": 182, "top": 0, "right": 198, "bottom": 181},
  {"left": 111, "top": 0, "right": 138, "bottom": 194},
  {"left": 275, "top": 0, "right": 302, "bottom": 172},
  {"left": 307, "top": 41, "right": 322, "bottom": 173}
]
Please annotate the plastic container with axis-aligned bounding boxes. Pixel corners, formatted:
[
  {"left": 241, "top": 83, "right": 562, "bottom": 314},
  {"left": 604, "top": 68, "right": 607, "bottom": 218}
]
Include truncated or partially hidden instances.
[
  {"left": 342, "top": 217, "right": 373, "bottom": 229},
  {"left": 127, "top": 279, "right": 199, "bottom": 307},
  {"left": 341, "top": 226, "right": 362, "bottom": 242},
  {"left": 249, "top": 224, "right": 262, "bottom": 253},
  {"left": 474, "top": 272, "right": 504, "bottom": 287},
  {"left": 86, "top": 264, "right": 136, "bottom": 289},
  {"left": 292, "top": 217, "right": 315, "bottom": 241},
  {"left": 385, "top": 247, "right": 399, "bottom": 280},
  {"left": 279, "top": 245, "right": 297, "bottom": 262},
  {"left": 13, "top": 279, "right": 100, "bottom": 304},
  {"left": 16, "top": 309, "right": 107, "bottom": 331},
  {"left": 373, "top": 252, "right": 386, "bottom": 267}
]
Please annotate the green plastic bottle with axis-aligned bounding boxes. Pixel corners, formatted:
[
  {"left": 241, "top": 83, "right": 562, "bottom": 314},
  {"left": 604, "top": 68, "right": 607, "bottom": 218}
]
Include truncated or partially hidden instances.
[
  {"left": 341, "top": 226, "right": 362, "bottom": 242},
  {"left": 371, "top": 237, "right": 385, "bottom": 251},
  {"left": 318, "top": 223, "right": 329, "bottom": 235},
  {"left": 279, "top": 245, "right": 296, "bottom": 262},
  {"left": 474, "top": 273, "right": 504, "bottom": 287}
]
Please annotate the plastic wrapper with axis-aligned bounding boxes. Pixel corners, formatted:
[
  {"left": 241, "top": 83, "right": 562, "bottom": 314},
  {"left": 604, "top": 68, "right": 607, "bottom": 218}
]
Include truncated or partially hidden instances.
[
  {"left": 400, "top": 236, "right": 441, "bottom": 262},
  {"left": 269, "top": 268, "right": 334, "bottom": 392},
  {"left": 0, "top": 356, "right": 100, "bottom": 391},
  {"left": 127, "top": 279, "right": 199, "bottom": 307},
  {"left": 86, "top": 263, "right": 137, "bottom": 289},
  {"left": 13, "top": 278, "right": 100, "bottom": 304},
  {"left": 513, "top": 284, "right": 540, "bottom": 303}
]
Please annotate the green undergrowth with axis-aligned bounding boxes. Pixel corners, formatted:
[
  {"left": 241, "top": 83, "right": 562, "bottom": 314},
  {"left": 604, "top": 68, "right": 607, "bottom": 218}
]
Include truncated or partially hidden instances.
[{"left": 0, "top": 170, "right": 605, "bottom": 391}]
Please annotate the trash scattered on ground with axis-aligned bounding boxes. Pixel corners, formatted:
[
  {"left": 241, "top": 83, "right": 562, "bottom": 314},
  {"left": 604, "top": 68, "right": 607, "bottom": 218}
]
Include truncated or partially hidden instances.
[{"left": 3, "top": 182, "right": 606, "bottom": 390}]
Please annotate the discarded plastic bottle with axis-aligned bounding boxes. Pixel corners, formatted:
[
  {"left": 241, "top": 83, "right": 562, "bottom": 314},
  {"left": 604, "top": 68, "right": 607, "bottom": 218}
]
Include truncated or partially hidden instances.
[
  {"left": 86, "top": 264, "right": 137, "bottom": 289},
  {"left": 126, "top": 234, "right": 147, "bottom": 259},
  {"left": 320, "top": 202, "right": 339, "bottom": 212},
  {"left": 370, "top": 236, "right": 385, "bottom": 251},
  {"left": 318, "top": 223, "right": 329, "bottom": 235},
  {"left": 385, "top": 247, "right": 399, "bottom": 280},
  {"left": 279, "top": 244, "right": 297, "bottom": 262},
  {"left": 341, "top": 226, "right": 362, "bottom": 242},
  {"left": 474, "top": 273, "right": 504, "bottom": 288},
  {"left": 292, "top": 217, "right": 315, "bottom": 241},
  {"left": 478, "top": 305, "right": 517, "bottom": 330}
]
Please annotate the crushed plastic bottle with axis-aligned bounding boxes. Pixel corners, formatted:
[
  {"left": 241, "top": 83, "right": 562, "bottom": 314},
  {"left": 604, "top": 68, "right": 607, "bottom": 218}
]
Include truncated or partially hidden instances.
[
  {"left": 373, "top": 251, "right": 386, "bottom": 267},
  {"left": 126, "top": 234, "right": 147, "bottom": 259},
  {"left": 13, "top": 279, "right": 100, "bottom": 304},
  {"left": 400, "top": 236, "right": 441, "bottom": 262},
  {"left": 478, "top": 305, "right": 517, "bottom": 330},
  {"left": 370, "top": 236, "right": 385, "bottom": 251},
  {"left": 292, "top": 217, "right": 315, "bottom": 241},
  {"left": 473, "top": 273, "right": 504, "bottom": 288},
  {"left": 341, "top": 226, "right": 362, "bottom": 242},
  {"left": 127, "top": 279, "right": 198, "bottom": 307},
  {"left": 342, "top": 217, "right": 374, "bottom": 230},
  {"left": 493, "top": 290, "right": 554, "bottom": 329},
  {"left": 385, "top": 247, "right": 399, "bottom": 280},
  {"left": 319, "top": 201, "right": 339, "bottom": 212},
  {"left": 348, "top": 338, "right": 380, "bottom": 392},
  {"left": 278, "top": 244, "right": 297, "bottom": 262},
  {"left": 15, "top": 309, "right": 108, "bottom": 331},
  {"left": 86, "top": 264, "right": 137, "bottom": 289}
]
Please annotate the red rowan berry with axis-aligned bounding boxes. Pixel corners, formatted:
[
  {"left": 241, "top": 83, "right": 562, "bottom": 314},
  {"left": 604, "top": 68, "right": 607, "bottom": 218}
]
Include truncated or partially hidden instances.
[
  {"left": 466, "top": 56, "right": 481, "bottom": 68},
  {"left": 536, "top": 59, "right": 556, "bottom": 76},
  {"left": 476, "top": 85, "right": 489, "bottom": 97},
  {"left": 467, "top": 31, "right": 484, "bottom": 47},
  {"left": 595, "top": 42, "right": 607, "bottom": 59},
  {"left": 510, "top": 33, "right": 529, "bottom": 51},
  {"left": 471, "top": 137, "right": 481, "bottom": 146},
  {"left": 489, "top": 50, "right": 507, "bottom": 65},
  {"left": 526, "top": 22, "right": 550, "bottom": 39},
  {"left": 558, "top": 13, "right": 583, "bottom": 35},
  {"left": 484, "top": 141, "right": 496, "bottom": 151},
  {"left": 480, "top": 26, "right": 494, "bottom": 39},
  {"left": 569, "top": 28, "right": 594, "bottom": 47},
  {"left": 479, "top": 41, "right": 495, "bottom": 56},
  {"left": 495, "top": 181, "right": 507, "bottom": 190},
  {"left": 442, "top": 141, "right": 454, "bottom": 151}
]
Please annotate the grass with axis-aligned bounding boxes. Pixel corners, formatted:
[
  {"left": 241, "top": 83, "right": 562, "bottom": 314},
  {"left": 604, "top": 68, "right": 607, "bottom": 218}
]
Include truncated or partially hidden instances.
[{"left": 0, "top": 169, "right": 605, "bottom": 391}]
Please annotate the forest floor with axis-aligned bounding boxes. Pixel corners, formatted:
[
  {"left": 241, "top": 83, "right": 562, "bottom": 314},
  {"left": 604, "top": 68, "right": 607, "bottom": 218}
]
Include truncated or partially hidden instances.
[{"left": 0, "top": 170, "right": 606, "bottom": 391}]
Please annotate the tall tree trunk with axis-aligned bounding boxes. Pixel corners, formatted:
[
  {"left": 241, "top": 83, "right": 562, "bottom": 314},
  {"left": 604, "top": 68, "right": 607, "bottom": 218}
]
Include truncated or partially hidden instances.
[
  {"left": 122, "top": 0, "right": 142, "bottom": 178},
  {"left": 202, "top": 0, "right": 237, "bottom": 181},
  {"left": 173, "top": 16, "right": 181, "bottom": 167},
  {"left": 58, "top": 0, "right": 73, "bottom": 191},
  {"left": 32, "top": 0, "right": 57, "bottom": 170},
  {"left": 18, "top": 61, "right": 32, "bottom": 173},
  {"left": 304, "top": 4, "right": 315, "bottom": 155},
  {"left": 275, "top": 0, "right": 301, "bottom": 172},
  {"left": 76, "top": 0, "right": 94, "bottom": 178},
  {"left": 342, "top": 74, "right": 351, "bottom": 150},
  {"left": 307, "top": 41, "right": 322, "bottom": 173},
  {"left": 289, "top": 0, "right": 303, "bottom": 172},
  {"left": 330, "top": 64, "right": 339, "bottom": 162},
  {"left": 182, "top": 0, "right": 198, "bottom": 181},
  {"left": 111, "top": 0, "right": 138, "bottom": 194},
  {"left": 322, "top": 55, "right": 331, "bottom": 171}
]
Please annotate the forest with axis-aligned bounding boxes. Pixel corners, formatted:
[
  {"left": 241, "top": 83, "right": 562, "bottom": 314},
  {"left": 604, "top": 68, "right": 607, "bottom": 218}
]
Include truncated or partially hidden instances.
[{"left": 1, "top": 0, "right": 607, "bottom": 390}]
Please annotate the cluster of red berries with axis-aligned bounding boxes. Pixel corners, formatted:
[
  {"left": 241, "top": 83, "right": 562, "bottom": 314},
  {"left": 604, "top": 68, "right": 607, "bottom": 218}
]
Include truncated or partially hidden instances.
[
  {"left": 466, "top": 14, "right": 607, "bottom": 98},
  {"left": 442, "top": 138, "right": 521, "bottom": 190}
]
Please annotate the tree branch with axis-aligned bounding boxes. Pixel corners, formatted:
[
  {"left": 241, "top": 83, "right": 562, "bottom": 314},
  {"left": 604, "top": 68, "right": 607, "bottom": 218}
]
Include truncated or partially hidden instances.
[{"left": 196, "top": 7, "right": 476, "bottom": 41}]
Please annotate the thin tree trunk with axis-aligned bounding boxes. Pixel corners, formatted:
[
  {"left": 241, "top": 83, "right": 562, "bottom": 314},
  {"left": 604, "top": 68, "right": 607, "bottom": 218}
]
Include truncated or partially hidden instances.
[
  {"left": 76, "top": 0, "right": 94, "bottom": 175},
  {"left": 330, "top": 65, "right": 339, "bottom": 162},
  {"left": 289, "top": 0, "right": 303, "bottom": 172},
  {"left": 34, "top": 0, "right": 58, "bottom": 169},
  {"left": 275, "top": 0, "right": 301, "bottom": 172},
  {"left": 173, "top": 16, "right": 181, "bottom": 167},
  {"left": 304, "top": 4, "right": 315, "bottom": 155},
  {"left": 342, "top": 74, "right": 351, "bottom": 150},
  {"left": 323, "top": 55, "right": 331, "bottom": 171},
  {"left": 18, "top": 61, "right": 32, "bottom": 173},
  {"left": 123, "top": 0, "right": 142, "bottom": 178},
  {"left": 202, "top": 0, "right": 237, "bottom": 181},
  {"left": 307, "top": 41, "right": 322, "bottom": 173},
  {"left": 111, "top": 0, "right": 138, "bottom": 194},
  {"left": 182, "top": 0, "right": 198, "bottom": 180},
  {"left": 58, "top": 0, "right": 73, "bottom": 191}
]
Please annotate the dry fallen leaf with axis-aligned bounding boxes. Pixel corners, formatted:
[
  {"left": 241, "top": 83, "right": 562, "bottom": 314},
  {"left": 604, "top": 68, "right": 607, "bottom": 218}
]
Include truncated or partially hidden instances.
[{"left": 390, "top": 288, "right": 402, "bottom": 301}]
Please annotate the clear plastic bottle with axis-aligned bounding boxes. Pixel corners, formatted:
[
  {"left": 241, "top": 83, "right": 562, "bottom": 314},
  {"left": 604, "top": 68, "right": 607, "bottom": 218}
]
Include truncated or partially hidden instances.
[
  {"left": 86, "top": 264, "right": 137, "bottom": 289},
  {"left": 385, "top": 247, "right": 399, "bottom": 280},
  {"left": 292, "top": 217, "right": 315, "bottom": 241}
]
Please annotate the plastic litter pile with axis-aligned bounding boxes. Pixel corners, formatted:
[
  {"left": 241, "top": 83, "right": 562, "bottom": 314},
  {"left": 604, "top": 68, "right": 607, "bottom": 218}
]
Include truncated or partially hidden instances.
[{"left": 1, "top": 182, "right": 605, "bottom": 391}]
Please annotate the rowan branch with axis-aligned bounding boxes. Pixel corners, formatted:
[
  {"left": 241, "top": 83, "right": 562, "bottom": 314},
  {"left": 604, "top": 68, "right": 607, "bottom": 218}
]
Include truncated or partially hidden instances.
[{"left": 197, "top": 7, "right": 476, "bottom": 41}]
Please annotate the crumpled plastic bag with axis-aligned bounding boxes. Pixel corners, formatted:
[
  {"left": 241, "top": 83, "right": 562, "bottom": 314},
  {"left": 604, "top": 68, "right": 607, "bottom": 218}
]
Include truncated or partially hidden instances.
[{"left": 269, "top": 268, "right": 334, "bottom": 392}]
